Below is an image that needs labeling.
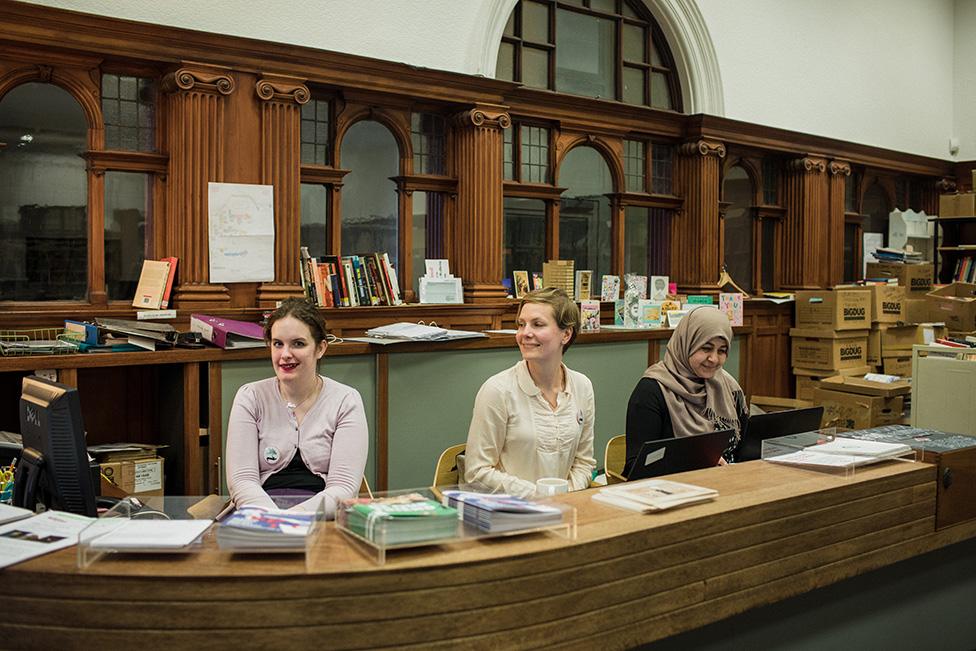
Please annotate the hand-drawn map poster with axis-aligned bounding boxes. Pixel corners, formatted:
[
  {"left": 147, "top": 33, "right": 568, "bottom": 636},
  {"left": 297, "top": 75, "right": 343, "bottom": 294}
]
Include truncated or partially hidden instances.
[{"left": 208, "top": 182, "right": 275, "bottom": 283}]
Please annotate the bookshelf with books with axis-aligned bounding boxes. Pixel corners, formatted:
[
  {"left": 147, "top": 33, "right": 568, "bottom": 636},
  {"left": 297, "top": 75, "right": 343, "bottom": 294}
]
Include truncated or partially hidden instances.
[
  {"left": 299, "top": 249, "right": 403, "bottom": 309},
  {"left": 932, "top": 196, "right": 976, "bottom": 284}
]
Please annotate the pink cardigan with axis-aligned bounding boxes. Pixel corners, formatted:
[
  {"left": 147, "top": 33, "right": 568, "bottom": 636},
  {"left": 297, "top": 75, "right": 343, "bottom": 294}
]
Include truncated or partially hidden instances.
[{"left": 226, "top": 376, "right": 368, "bottom": 518}]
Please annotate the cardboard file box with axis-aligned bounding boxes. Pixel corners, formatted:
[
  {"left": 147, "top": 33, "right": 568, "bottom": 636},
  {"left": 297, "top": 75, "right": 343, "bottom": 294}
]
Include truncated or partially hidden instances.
[
  {"left": 99, "top": 457, "right": 164, "bottom": 497},
  {"left": 939, "top": 192, "right": 976, "bottom": 218},
  {"left": 867, "top": 328, "right": 881, "bottom": 365},
  {"left": 838, "top": 284, "right": 906, "bottom": 323},
  {"left": 865, "top": 262, "right": 934, "bottom": 294},
  {"left": 845, "top": 426, "right": 976, "bottom": 529},
  {"left": 790, "top": 328, "right": 869, "bottom": 371},
  {"left": 878, "top": 323, "right": 947, "bottom": 354},
  {"left": 795, "top": 290, "right": 871, "bottom": 330},
  {"left": 813, "top": 388, "right": 903, "bottom": 430},
  {"left": 817, "top": 374, "right": 912, "bottom": 398},
  {"left": 794, "top": 365, "right": 872, "bottom": 401},
  {"left": 901, "top": 297, "right": 933, "bottom": 324},
  {"left": 882, "top": 354, "right": 913, "bottom": 377},
  {"left": 926, "top": 283, "right": 976, "bottom": 333},
  {"left": 750, "top": 395, "right": 815, "bottom": 413}
]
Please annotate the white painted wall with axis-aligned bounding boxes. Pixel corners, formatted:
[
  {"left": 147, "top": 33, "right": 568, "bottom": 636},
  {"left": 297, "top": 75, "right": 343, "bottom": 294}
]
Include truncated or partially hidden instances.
[{"left": 19, "top": 0, "right": 976, "bottom": 160}]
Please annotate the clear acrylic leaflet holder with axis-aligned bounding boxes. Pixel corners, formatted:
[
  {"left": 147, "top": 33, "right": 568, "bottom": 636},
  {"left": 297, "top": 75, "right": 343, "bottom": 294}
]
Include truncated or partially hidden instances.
[{"left": 760, "top": 428, "right": 920, "bottom": 478}]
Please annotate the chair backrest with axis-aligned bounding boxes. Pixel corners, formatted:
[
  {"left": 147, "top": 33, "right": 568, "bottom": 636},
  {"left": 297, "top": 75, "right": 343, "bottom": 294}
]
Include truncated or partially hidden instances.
[
  {"left": 604, "top": 435, "right": 627, "bottom": 484},
  {"left": 359, "top": 476, "right": 373, "bottom": 499},
  {"left": 432, "top": 443, "right": 466, "bottom": 487}
]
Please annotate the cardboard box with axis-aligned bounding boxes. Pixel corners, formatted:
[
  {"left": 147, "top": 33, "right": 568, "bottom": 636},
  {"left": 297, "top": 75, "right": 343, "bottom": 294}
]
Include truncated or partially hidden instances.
[
  {"left": 790, "top": 327, "right": 869, "bottom": 371},
  {"left": 882, "top": 354, "right": 913, "bottom": 376},
  {"left": 795, "top": 290, "right": 871, "bottom": 330},
  {"left": 751, "top": 395, "right": 815, "bottom": 413},
  {"left": 867, "top": 327, "right": 881, "bottom": 365},
  {"left": 902, "top": 297, "right": 933, "bottom": 324},
  {"left": 818, "top": 374, "right": 912, "bottom": 398},
  {"left": 838, "top": 284, "right": 906, "bottom": 323},
  {"left": 99, "top": 457, "right": 164, "bottom": 497},
  {"left": 927, "top": 283, "right": 976, "bottom": 332},
  {"left": 939, "top": 192, "right": 976, "bottom": 217},
  {"left": 864, "top": 262, "right": 934, "bottom": 293},
  {"left": 794, "top": 365, "right": 872, "bottom": 401},
  {"left": 813, "top": 388, "right": 903, "bottom": 429}
]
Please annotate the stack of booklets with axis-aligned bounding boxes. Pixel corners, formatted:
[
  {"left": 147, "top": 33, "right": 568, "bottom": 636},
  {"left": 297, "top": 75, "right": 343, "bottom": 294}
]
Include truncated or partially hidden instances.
[
  {"left": 766, "top": 437, "right": 913, "bottom": 469},
  {"left": 871, "top": 247, "right": 924, "bottom": 264},
  {"left": 440, "top": 490, "right": 564, "bottom": 533},
  {"left": 592, "top": 479, "right": 719, "bottom": 513},
  {"left": 216, "top": 507, "right": 317, "bottom": 550},
  {"left": 339, "top": 493, "right": 458, "bottom": 545},
  {"left": 300, "top": 248, "right": 402, "bottom": 308}
]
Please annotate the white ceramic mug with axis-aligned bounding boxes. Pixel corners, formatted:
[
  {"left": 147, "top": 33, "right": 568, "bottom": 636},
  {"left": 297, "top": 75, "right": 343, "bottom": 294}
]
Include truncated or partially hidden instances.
[{"left": 535, "top": 477, "right": 569, "bottom": 497}]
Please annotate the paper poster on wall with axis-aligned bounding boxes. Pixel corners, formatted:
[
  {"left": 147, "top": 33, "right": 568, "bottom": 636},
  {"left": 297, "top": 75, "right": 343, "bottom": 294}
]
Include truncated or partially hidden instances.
[
  {"left": 208, "top": 182, "right": 275, "bottom": 283},
  {"left": 863, "top": 232, "right": 884, "bottom": 278}
]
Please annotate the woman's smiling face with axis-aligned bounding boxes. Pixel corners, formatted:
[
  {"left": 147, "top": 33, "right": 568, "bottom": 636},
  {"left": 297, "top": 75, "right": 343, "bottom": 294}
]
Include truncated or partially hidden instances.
[{"left": 270, "top": 316, "right": 326, "bottom": 383}]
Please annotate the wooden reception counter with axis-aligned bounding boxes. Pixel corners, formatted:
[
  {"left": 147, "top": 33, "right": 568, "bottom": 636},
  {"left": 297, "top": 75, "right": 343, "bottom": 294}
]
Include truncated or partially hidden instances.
[{"left": 3, "top": 460, "right": 975, "bottom": 649}]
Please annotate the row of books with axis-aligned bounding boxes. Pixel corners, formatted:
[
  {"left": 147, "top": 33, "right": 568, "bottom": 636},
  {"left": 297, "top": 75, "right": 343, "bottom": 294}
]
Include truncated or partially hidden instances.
[
  {"left": 300, "top": 248, "right": 402, "bottom": 308},
  {"left": 952, "top": 254, "right": 976, "bottom": 283}
]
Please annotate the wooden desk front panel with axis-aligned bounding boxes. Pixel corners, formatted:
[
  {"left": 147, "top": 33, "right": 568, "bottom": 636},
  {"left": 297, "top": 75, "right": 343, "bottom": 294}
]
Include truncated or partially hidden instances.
[{"left": 0, "top": 462, "right": 946, "bottom": 650}]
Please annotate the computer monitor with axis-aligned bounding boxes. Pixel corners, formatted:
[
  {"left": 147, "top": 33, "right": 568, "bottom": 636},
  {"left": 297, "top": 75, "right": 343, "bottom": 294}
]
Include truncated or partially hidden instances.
[
  {"left": 736, "top": 406, "right": 825, "bottom": 462},
  {"left": 12, "top": 375, "right": 97, "bottom": 516},
  {"left": 626, "top": 429, "right": 734, "bottom": 481}
]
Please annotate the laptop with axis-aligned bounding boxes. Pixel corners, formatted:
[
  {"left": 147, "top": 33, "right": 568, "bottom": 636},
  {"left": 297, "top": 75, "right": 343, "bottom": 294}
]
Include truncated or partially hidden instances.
[
  {"left": 736, "top": 406, "right": 825, "bottom": 462},
  {"left": 626, "top": 429, "right": 734, "bottom": 481}
]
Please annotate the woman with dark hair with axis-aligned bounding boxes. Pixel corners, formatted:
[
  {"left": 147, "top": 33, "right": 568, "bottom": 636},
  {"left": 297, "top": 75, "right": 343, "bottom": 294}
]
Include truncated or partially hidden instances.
[
  {"left": 226, "top": 298, "right": 367, "bottom": 517},
  {"left": 464, "top": 287, "right": 596, "bottom": 497},
  {"left": 625, "top": 305, "right": 747, "bottom": 474}
]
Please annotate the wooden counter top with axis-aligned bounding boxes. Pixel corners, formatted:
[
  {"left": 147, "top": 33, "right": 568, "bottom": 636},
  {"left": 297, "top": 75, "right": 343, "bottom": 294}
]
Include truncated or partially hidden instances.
[{"left": 4, "top": 460, "right": 974, "bottom": 649}]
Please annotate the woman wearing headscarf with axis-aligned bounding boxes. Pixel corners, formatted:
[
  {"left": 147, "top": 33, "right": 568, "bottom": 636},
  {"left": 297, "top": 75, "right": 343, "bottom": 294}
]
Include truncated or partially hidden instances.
[{"left": 625, "top": 306, "right": 747, "bottom": 474}]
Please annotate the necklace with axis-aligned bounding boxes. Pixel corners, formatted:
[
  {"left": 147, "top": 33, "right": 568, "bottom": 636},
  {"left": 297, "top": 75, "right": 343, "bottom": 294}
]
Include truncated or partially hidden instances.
[{"left": 281, "top": 376, "right": 322, "bottom": 412}]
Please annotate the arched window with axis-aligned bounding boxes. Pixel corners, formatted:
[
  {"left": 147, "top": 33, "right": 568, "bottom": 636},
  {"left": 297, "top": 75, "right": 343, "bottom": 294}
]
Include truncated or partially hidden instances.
[
  {"left": 0, "top": 82, "right": 88, "bottom": 300},
  {"left": 340, "top": 120, "right": 399, "bottom": 266},
  {"left": 722, "top": 165, "right": 755, "bottom": 294},
  {"left": 496, "top": 0, "right": 682, "bottom": 111},
  {"left": 558, "top": 146, "right": 613, "bottom": 292}
]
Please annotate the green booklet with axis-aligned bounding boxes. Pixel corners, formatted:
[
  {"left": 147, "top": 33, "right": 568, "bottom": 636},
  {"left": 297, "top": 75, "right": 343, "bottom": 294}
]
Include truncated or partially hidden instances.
[{"left": 342, "top": 493, "right": 458, "bottom": 545}]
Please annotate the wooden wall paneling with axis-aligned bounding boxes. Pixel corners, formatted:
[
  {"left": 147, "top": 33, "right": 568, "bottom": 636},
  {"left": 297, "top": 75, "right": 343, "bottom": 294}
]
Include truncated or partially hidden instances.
[
  {"left": 183, "top": 361, "right": 202, "bottom": 495},
  {"left": 162, "top": 63, "right": 234, "bottom": 308},
  {"left": 397, "top": 186, "right": 413, "bottom": 301},
  {"left": 452, "top": 105, "right": 510, "bottom": 302},
  {"left": 827, "top": 160, "right": 851, "bottom": 288},
  {"left": 781, "top": 156, "right": 829, "bottom": 290},
  {"left": 255, "top": 74, "right": 309, "bottom": 306},
  {"left": 744, "top": 304, "right": 792, "bottom": 398},
  {"left": 672, "top": 139, "right": 725, "bottom": 293},
  {"left": 611, "top": 194, "right": 625, "bottom": 275}
]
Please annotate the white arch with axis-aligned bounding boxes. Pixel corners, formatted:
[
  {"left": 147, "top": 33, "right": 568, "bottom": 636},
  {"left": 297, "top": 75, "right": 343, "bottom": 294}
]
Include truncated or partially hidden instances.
[
  {"left": 642, "top": 0, "right": 724, "bottom": 115},
  {"left": 478, "top": 0, "right": 519, "bottom": 77}
]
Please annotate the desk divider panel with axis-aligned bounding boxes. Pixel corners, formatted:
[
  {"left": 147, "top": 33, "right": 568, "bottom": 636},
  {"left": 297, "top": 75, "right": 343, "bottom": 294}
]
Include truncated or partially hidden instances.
[{"left": 219, "top": 356, "right": 377, "bottom": 493}]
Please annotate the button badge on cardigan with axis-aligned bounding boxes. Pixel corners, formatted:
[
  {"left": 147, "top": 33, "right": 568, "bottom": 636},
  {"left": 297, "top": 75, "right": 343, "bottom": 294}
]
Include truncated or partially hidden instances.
[{"left": 264, "top": 446, "right": 280, "bottom": 463}]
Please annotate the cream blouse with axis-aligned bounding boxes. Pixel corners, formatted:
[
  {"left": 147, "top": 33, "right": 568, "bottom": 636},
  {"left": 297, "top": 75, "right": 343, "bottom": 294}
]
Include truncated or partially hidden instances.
[{"left": 464, "top": 361, "right": 596, "bottom": 497}]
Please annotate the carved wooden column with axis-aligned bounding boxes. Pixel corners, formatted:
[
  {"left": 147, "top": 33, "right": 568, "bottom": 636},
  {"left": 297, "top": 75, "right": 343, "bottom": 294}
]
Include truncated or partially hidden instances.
[
  {"left": 672, "top": 139, "right": 725, "bottom": 293},
  {"left": 451, "top": 105, "right": 510, "bottom": 302},
  {"left": 162, "top": 63, "right": 234, "bottom": 307},
  {"left": 826, "top": 160, "right": 851, "bottom": 287},
  {"left": 781, "top": 156, "right": 830, "bottom": 290},
  {"left": 255, "top": 74, "right": 309, "bottom": 306}
]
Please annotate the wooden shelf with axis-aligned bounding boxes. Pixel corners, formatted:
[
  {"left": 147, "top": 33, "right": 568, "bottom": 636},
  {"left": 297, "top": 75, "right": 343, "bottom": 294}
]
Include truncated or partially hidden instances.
[{"left": 938, "top": 247, "right": 976, "bottom": 252}]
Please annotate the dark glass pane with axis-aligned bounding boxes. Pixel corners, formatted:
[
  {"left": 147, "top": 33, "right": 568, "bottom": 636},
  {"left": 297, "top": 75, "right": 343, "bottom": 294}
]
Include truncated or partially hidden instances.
[
  {"left": 503, "top": 126, "right": 515, "bottom": 180},
  {"left": 0, "top": 82, "right": 88, "bottom": 300},
  {"left": 301, "top": 99, "right": 330, "bottom": 165},
  {"left": 103, "top": 74, "right": 119, "bottom": 98},
  {"left": 622, "top": 66, "right": 645, "bottom": 105},
  {"left": 523, "top": 1, "right": 550, "bottom": 43},
  {"left": 622, "top": 2, "right": 639, "bottom": 19},
  {"left": 300, "top": 183, "right": 329, "bottom": 259},
  {"left": 845, "top": 174, "right": 858, "bottom": 212},
  {"left": 520, "top": 125, "right": 549, "bottom": 184},
  {"left": 762, "top": 159, "right": 779, "bottom": 205},
  {"left": 558, "top": 146, "right": 613, "bottom": 281},
  {"left": 590, "top": 0, "right": 616, "bottom": 13},
  {"left": 104, "top": 171, "right": 149, "bottom": 301},
  {"left": 623, "top": 139, "right": 645, "bottom": 192},
  {"left": 102, "top": 73, "right": 155, "bottom": 152},
  {"left": 649, "top": 39, "right": 663, "bottom": 66},
  {"left": 622, "top": 24, "right": 646, "bottom": 62},
  {"left": 496, "top": 41, "right": 515, "bottom": 81},
  {"left": 413, "top": 191, "right": 447, "bottom": 291},
  {"left": 761, "top": 219, "right": 776, "bottom": 291},
  {"left": 504, "top": 197, "right": 546, "bottom": 281},
  {"left": 301, "top": 102, "right": 314, "bottom": 120},
  {"left": 102, "top": 98, "right": 118, "bottom": 124},
  {"left": 723, "top": 166, "right": 754, "bottom": 294},
  {"left": 411, "top": 113, "right": 446, "bottom": 176},
  {"left": 862, "top": 183, "right": 890, "bottom": 248},
  {"left": 523, "top": 46, "right": 550, "bottom": 89},
  {"left": 340, "top": 120, "right": 399, "bottom": 266},
  {"left": 650, "top": 71, "right": 672, "bottom": 109},
  {"left": 844, "top": 223, "right": 859, "bottom": 282},
  {"left": 555, "top": 9, "right": 614, "bottom": 100},
  {"left": 624, "top": 206, "right": 649, "bottom": 276},
  {"left": 119, "top": 76, "right": 137, "bottom": 101},
  {"left": 651, "top": 143, "right": 673, "bottom": 194},
  {"left": 504, "top": 9, "right": 516, "bottom": 37}
]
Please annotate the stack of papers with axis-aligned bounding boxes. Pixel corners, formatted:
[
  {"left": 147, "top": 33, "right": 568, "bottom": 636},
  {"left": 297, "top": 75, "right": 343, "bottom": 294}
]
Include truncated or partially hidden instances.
[
  {"left": 592, "top": 479, "right": 719, "bottom": 513},
  {"left": 216, "top": 507, "right": 316, "bottom": 550},
  {"left": 349, "top": 322, "right": 487, "bottom": 345},
  {"left": 340, "top": 493, "right": 458, "bottom": 545},
  {"left": 0, "top": 510, "right": 93, "bottom": 569},
  {"left": 89, "top": 519, "right": 212, "bottom": 550},
  {"left": 441, "top": 490, "right": 563, "bottom": 533},
  {"left": 767, "top": 438, "right": 912, "bottom": 469}
]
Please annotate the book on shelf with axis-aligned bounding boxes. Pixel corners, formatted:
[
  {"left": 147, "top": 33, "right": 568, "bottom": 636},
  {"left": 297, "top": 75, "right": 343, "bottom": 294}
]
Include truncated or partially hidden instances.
[
  {"left": 340, "top": 493, "right": 458, "bottom": 545},
  {"left": 131, "top": 259, "right": 172, "bottom": 310},
  {"left": 216, "top": 506, "right": 316, "bottom": 550},
  {"left": 297, "top": 251, "right": 402, "bottom": 308},
  {"left": 159, "top": 256, "right": 179, "bottom": 309},
  {"left": 189, "top": 314, "right": 265, "bottom": 349},
  {"left": 440, "top": 490, "right": 563, "bottom": 533},
  {"left": 592, "top": 479, "right": 719, "bottom": 513}
]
